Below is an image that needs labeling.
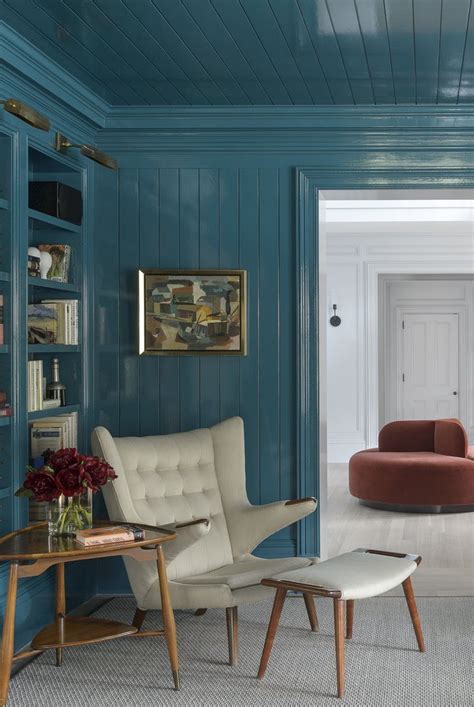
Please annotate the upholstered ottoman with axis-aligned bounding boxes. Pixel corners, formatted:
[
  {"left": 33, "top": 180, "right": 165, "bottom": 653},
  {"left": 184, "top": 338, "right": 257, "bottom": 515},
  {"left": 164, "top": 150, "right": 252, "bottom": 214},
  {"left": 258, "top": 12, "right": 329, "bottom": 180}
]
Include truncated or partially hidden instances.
[{"left": 258, "top": 549, "right": 425, "bottom": 698}]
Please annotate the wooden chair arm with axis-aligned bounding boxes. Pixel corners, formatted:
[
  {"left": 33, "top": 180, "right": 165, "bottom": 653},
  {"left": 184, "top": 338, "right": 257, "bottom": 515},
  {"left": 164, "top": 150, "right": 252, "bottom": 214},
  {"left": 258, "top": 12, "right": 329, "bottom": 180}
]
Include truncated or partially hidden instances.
[
  {"left": 285, "top": 497, "right": 317, "bottom": 507},
  {"left": 353, "top": 548, "right": 421, "bottom": 565}
]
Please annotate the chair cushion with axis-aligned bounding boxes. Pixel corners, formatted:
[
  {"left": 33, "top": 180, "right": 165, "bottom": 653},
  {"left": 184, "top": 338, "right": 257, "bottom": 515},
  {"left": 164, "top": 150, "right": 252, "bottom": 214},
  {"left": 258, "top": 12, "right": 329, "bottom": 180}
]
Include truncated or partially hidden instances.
[
  {"left": 434, "top": 419, "right": 468, "bottom": 458},
  {"left": 270, "top": 551, "right": 417, "bottom": 600},
  {"left": 178, "top": 555, "right": 313, "bottom": 591}
]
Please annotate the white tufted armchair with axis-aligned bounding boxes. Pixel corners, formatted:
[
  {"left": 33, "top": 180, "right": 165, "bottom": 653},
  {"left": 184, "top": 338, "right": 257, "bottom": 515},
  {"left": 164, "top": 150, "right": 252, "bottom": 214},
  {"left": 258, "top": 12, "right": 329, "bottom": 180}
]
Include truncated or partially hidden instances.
[{"left": 91, "top": 416, "right": 317, "bottom": 664}]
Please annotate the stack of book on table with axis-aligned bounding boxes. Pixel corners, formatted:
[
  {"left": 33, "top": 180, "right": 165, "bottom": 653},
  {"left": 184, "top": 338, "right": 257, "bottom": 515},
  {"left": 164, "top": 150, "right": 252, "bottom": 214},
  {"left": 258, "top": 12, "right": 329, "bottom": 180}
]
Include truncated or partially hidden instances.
[
  {"left": 28, "top": 300, "right": 79, "bottom": 345},
  {"left": 75, "top": 525, "right": 145, "bottom": 546}
]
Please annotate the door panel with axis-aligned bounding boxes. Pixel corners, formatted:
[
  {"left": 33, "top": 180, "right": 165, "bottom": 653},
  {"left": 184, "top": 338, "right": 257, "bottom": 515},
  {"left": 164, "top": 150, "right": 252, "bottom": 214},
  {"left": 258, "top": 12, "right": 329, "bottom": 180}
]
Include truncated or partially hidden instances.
[{"left": 399, "top": 313, "right": 459, "bottom": 419}]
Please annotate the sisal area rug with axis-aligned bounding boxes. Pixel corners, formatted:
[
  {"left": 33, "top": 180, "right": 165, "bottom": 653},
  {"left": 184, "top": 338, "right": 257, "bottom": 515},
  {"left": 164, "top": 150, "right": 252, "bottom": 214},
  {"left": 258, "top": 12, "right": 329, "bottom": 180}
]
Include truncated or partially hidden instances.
[{"left": 9, "top": 595, "right": 472, "bottom": 706}]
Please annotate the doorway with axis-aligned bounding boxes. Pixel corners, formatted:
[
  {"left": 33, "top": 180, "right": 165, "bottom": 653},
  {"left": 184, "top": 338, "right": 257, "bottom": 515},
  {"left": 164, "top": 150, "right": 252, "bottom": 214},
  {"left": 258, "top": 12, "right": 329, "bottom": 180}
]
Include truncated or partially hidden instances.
[{"left": 318, "top": 188, "right": 474, "bottom": 595}]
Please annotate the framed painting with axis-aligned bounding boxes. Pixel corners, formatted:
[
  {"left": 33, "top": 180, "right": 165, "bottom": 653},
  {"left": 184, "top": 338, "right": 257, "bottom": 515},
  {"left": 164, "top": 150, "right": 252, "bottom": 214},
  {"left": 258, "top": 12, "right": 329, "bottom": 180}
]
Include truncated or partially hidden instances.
[{"left": 139, "top": 269, "right": 247, "bottom": 355}]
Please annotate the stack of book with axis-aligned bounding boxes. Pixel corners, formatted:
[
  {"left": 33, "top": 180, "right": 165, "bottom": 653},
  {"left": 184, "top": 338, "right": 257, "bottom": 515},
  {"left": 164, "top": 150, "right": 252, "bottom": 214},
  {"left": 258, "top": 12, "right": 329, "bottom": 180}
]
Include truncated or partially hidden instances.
[
  {"left": 0, "top": 390, "right": 12, "bottom": 418},
  {"left": 38, "top": 244, "right": 71, "bottom": 283},
  {"left": 27, "top": 359, "right": 44, "bottom": 412},
  {"left": 28, "top": 300, "right": 79, "bottom": 345},
  {"left": 75, "top": 525, "right": 145, "bottom": 546}
]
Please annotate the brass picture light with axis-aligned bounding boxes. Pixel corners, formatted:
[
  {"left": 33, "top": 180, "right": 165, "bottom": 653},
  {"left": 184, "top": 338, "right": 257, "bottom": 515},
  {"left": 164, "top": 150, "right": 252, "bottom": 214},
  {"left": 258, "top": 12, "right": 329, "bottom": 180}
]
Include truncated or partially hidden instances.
[
  {"left": 0, "top": 98, "right": 50, "bottom": 131},
  {"left": 55, "top": 132, "right": 117, "bottom": 170}
]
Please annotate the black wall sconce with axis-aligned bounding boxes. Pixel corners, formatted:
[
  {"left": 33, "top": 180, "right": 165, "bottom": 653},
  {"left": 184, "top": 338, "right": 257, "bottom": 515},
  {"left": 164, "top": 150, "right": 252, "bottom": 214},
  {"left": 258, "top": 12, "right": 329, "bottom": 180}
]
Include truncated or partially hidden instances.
[{"left": 330, "top": 304, "right": 341, "bottom": 327}]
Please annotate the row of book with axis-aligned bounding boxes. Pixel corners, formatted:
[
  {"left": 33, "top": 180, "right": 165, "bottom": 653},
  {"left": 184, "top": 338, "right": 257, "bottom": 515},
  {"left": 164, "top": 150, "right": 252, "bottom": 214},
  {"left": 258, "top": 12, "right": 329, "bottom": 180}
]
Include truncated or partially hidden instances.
[
  {"left": 27, "top": 360, "right": 62, "bottom": 413},
  {"left": 29, "top": 410, "right": 78, "bottom": 521},
  {"left": 28, "top": 244, "right": 72, "bottom": 283},
  {"left": 28, "top": 299, "right": 79, "bottom": 345},
  {"left": 0, "top": 390, "right": 12, "bottom": 418}
]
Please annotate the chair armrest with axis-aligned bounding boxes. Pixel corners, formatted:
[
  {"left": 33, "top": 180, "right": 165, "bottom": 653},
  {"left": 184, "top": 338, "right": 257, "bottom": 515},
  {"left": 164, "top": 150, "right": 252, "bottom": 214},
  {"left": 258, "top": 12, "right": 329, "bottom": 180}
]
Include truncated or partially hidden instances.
[
  {"left": 353, "top": 548, "right": 421, "bottom": 565},
  {"left": 233, "top": 498, "right": 317, "bottom": 558},
  {"left": 160, "top": 518, "right": 211, "bottom": 563}
]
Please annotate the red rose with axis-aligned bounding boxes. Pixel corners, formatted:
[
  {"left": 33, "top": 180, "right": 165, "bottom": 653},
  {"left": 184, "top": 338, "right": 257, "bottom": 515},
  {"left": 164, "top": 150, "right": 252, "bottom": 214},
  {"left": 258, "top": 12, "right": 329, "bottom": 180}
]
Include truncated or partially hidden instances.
[
  {"left": 23, "top": 469, "right": 60, "bottom": 502},
  {"left": 83, "top": 458, "right": 117, "bottom": 491},
  {"left": 56, "top": 464, "right": 86, "bottom": 497},
  {"left": 47, "top": 448, "right": 80, "bottom": 472}
]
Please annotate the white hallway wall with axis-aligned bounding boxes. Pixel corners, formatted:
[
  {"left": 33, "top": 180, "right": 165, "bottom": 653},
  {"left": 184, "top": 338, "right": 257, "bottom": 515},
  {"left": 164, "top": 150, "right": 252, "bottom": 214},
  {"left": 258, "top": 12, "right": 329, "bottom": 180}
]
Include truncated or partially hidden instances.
[{"left": 326, "top": 199, "right": 474, "bottom": 463}]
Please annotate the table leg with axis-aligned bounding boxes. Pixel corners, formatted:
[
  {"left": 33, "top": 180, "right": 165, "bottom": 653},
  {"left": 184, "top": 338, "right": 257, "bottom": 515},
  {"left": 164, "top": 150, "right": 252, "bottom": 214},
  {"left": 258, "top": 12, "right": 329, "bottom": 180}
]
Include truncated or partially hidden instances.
[
  {"left": 334, "top": 598, "right": 345, "bottom": 698},
  {"left": 257, "top": 588, "right": 287, "bottom": 679},
  {"left": 55, "top": 563, "right": 65, "bottom": 667},
  {"left": 0, "top": 562, "right": 19, "bottom": 707},
  {"left": 156, "top": 545, "right": 180, "bottom": 690}
]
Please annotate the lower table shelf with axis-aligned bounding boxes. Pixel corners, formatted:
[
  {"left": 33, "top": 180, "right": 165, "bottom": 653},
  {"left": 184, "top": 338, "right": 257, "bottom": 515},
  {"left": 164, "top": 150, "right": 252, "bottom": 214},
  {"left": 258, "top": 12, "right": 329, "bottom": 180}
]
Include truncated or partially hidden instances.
[{"left": 31, "top": 617, "right": 138, "bottom": 650}]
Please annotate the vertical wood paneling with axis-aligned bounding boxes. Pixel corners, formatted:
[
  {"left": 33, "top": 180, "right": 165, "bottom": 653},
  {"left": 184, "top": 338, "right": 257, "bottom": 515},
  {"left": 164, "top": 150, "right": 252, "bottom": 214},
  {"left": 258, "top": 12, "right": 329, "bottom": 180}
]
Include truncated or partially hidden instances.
[
  {"left": 238, "top": 168, "right": 260, "bottom": 505},
  {"left": 158, "top": 169, "right": 180, "bottom": 434},
  {"left": 138, "top": 170, "right": 160, "bottom": 436},
  {"left": 178, "top": 169, "right": 201, "bottom": 431},
  {"left": 118, "top": 168, "right": 140, "bottom": 436},
  {"left": 258, "top": 169, "right": 281, "bottom": 505}
]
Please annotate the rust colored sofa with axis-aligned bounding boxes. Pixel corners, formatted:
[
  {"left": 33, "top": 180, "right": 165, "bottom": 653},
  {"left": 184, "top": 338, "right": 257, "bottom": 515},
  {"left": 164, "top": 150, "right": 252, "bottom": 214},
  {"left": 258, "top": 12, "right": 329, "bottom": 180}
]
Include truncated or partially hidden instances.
[{"left": 349, "top": 419, "right": 474, "bottom": 513}]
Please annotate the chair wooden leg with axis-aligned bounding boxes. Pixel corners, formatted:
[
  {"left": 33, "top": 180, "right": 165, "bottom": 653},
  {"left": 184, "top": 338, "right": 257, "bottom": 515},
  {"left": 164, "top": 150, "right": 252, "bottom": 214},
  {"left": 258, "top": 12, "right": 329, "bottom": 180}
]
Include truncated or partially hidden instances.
[
  {"left": 132, "top": 608, "right": 148, "bottom": 631},
  {"left": 257, "top": 588, "right": 287, "bottom": 679},
  {"left": 225, "top": 607, "right": 238, "bottom": 666},
  {"left": 194, "top": 608, "right": 207, "bottom": 616},
  {"left": 333, "top": 599, "right": 345, "bottom": 698},
  {"left": 55, "top": 562, "right": 66, "bottom": 667},
  {"left": 0, "top": 562, "right": 19, "bottom": 707},
  {"left": 346, "top": 600, "right": 354, "bottom": 639},
  {"left": 402, "top": 577, "right": 426, "bottom": 652},
  {"left": 303, "top": 593, "right": 319, "bottom": 631},
  {"left": 156, "top": 546, "right": 180, "bottom": 690}
]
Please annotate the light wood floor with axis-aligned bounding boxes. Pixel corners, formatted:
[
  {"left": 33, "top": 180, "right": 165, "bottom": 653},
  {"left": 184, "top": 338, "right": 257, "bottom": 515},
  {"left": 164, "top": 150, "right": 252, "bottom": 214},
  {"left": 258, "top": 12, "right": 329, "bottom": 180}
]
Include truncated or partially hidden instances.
[{"left": 326, "top": 463, "right": 474, "bottom": 596}]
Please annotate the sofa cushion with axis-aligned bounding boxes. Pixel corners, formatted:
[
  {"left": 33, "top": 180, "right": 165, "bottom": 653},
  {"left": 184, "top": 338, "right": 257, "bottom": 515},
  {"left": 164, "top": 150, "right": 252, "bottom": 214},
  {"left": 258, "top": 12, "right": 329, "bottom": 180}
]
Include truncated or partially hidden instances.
[
  {"left": 468, "top": 446, "right": 474, "bottom": 461},
  {"left": 178, "top": 555, "right": 313, "bottom": 590},
  {"left": 434, "top": 419, "right": 468, "bottom": 458}
]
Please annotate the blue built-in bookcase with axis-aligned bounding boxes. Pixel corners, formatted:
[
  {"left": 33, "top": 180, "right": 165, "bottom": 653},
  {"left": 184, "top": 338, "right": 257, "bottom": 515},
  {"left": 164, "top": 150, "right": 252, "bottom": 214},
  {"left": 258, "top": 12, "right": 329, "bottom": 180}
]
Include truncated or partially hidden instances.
[{"left": 0, "top": 112, "right": 97, "bottom": 648}]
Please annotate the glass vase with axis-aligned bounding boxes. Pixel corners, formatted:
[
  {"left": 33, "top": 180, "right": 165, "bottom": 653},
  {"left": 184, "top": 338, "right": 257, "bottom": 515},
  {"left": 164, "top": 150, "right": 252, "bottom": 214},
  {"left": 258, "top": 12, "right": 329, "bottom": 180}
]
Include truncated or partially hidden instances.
[{"left": 48, "top": 489, "right": 93, "bottom": 537}]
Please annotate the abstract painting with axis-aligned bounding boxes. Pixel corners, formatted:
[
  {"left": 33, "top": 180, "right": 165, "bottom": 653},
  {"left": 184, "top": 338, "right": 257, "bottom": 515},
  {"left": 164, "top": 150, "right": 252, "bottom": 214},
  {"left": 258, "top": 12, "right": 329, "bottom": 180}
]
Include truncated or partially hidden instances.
[{"left": 139, "top": 270, "right": 247, "bottom": 355}]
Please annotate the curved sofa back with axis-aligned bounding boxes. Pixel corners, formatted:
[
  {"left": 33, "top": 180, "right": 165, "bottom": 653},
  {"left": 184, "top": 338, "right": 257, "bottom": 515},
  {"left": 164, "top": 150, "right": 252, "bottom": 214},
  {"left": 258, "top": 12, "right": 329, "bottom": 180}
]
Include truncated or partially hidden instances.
[
  {"left": 379, "top": 418, "right": 468, "bottom": 457},
  {"left": 434, "top": 419, "right": 468, "bottom": 458},
  {"left": 379, "top": 420, "right": 435, "bottom": 452}
]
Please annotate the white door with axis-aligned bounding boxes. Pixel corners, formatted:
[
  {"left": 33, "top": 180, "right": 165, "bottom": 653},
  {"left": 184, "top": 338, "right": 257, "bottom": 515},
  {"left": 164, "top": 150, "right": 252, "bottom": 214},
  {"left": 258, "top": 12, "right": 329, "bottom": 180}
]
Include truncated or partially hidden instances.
[{"left": 398, "top": 312, "right": 459, "bottom": 419}]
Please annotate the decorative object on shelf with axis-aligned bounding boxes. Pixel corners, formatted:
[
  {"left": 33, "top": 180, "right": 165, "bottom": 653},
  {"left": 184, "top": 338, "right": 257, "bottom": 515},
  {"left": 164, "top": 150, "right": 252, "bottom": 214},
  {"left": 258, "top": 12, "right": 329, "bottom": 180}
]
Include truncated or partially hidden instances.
[
  {"left": 330, "top": 304, "right": 342, "bottom": 327},
  {"left": 139, "top": 269, "right": 247, "bottom": 355},
  {"left": 28, "top": 253, "right": 40, "bottom": 277},
  {"left": 55, "top": 132, "right": 117, "bottom": 170},
  {"left": 28, "top": 303, "right": 58, "bottom": 344},
  {"left": 39, "top": 250, "right": 52, "bottom": 279},
  {"left": 29, "top": 181, "right": 83, "bottom": 225},
  {"left": 0, "top": 98, "right": 50, "bottom": 131},
  {"left": 15, "top": 447, "right": 117, "bottom": 537},
  {"left": 46, "top": 357, "right": 66, "bottom": 406},
  {"left": 0, "top": 390, "right": 12, "bottom": 417},
  {"left": 38, "top": 244, "right": 71, "bottom": 282}
]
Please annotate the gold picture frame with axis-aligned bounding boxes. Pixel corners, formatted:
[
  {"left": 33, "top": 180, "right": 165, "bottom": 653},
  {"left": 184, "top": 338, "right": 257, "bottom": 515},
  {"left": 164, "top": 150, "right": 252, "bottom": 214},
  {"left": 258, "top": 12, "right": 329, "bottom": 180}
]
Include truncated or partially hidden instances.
[{"left": 139, "top": 269, "right": 247, "bottom": 356}]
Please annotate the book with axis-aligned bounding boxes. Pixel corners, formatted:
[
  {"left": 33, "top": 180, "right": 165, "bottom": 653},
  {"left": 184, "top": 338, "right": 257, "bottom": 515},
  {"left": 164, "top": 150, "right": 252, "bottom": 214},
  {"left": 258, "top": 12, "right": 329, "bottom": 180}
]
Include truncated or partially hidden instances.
[
  {"left": 38, "top": 245, "right": 71, "bottom": 283},
  {"left": 28, "top": 255, "right": 40, "bottom": 277},
  {"left": 42, "top": 300, "right": 79, "bottom": 344},
  {"left": 27, "top": 360, "right": 44, "bottom": 411},
  {"left": 0, "top": 294, "right": 4, "bottom": 345},
  {"left": 75, "top": 525, "right": 145, "bottom": 546},
  {"left": 28, "top": 304, "right": 57, "bottom": 345}
]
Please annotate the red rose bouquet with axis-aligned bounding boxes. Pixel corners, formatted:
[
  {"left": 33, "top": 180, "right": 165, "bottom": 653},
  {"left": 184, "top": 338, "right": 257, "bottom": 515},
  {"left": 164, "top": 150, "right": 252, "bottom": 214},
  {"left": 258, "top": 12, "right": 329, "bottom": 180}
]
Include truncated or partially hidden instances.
[{"left": 16, "top": 448, "right": 117, "bottom": 536}]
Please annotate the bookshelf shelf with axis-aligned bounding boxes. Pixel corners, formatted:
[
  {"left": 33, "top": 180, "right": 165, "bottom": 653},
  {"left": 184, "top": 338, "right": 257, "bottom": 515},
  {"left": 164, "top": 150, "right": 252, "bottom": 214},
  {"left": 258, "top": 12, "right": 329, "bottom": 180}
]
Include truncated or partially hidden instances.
[
  {"left": 0, "top": 345, "right": 9, "bottom": 354},
  {"left": 28, "top": 345, "right": 80, "bottom": 354},
  {"left": 0, "top": 197, "right": 8, "bottom": 211},
  {"left": 0, "top": 271, "right": 10, "bottom": 282},
  {"left": 0, "top": 418, "right": 11, "bottom": 427},
  {"left": 28, "top": 277, "right": 81, "bottom": 293},
  {"left": 28, "top": 208, "right": 81, "bottom": 234},
  {"left": 28, "top": 404, "right": 81, "bottom": 421}
]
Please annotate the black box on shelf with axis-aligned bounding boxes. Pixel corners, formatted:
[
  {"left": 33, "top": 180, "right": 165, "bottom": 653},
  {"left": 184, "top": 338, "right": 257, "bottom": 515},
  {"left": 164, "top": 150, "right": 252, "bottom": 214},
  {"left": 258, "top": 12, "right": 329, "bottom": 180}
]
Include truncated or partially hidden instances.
[{"left": 28, "top": 181, "right": 83, "bottom": 225}]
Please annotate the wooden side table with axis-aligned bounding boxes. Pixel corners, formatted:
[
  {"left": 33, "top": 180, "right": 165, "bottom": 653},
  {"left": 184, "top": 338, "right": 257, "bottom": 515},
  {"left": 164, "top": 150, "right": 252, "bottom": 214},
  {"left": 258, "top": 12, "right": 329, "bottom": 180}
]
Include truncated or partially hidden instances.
[{"left": 0, "top": 521, "right": 179, "bottom": 706}]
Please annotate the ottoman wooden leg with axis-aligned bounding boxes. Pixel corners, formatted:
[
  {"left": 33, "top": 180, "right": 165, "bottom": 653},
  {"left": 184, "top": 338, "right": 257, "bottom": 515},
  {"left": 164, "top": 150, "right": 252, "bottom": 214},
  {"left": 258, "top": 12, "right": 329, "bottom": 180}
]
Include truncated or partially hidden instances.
[
  {"left": 333, "top": 599, "right": 345, "bottom": 698},
  {"left": 402, "top": 577, "right": 426, "bottom": 652},
  {"left": 303, "top": 593, "right": 319, "bottom": 631},
  {"left": 257, "top": 588, "right": 287, "bottom": 679},
  {"left": 346, "top": 600, "right": 354, "bottom": 639}
]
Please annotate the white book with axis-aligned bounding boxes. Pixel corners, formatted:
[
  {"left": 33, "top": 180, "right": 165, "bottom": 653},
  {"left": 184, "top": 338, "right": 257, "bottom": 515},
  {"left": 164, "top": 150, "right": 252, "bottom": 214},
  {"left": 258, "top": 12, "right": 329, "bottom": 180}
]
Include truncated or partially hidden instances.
[
  {"left": 30, "top": 426, "right": 63, "bottom": 457},
  {"left": 27, "top": 361, "right": 34, "bottom": 412},
  {"left": 36, "top": 360, "right": 43, "bottom": 410},
  {"left": 32, "top": 360, "right": 38, "bottom": 412},
  {"left": 42, "top": 299, "right": 79, "bottom": 345}
]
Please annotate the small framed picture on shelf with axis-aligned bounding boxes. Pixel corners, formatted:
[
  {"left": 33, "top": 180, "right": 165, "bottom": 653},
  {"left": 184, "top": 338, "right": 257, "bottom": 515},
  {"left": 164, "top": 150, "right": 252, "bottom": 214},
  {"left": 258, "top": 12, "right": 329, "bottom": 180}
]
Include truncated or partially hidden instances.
[{"left": 139, "top": 269, "right": 247, "bottom": 356}]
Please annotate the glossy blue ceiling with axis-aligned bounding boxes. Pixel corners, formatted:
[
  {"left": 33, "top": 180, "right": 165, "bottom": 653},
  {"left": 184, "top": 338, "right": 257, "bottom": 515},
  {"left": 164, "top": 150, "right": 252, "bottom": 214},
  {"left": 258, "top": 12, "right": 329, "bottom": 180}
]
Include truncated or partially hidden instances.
[{"left": 1, "top": 0, "right": 473, "bottom": 106}]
